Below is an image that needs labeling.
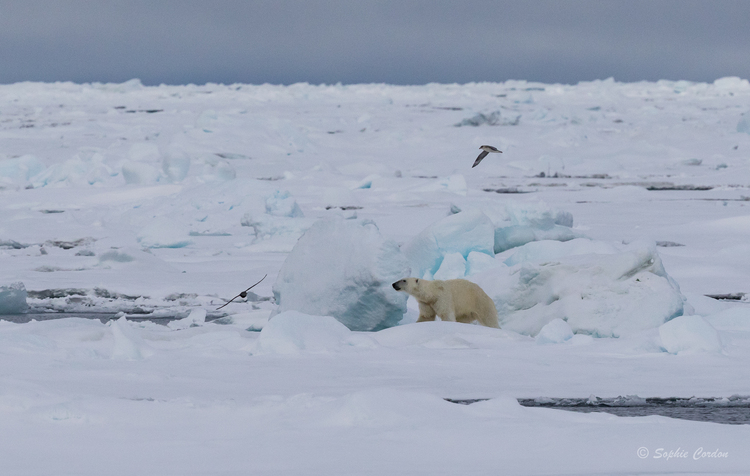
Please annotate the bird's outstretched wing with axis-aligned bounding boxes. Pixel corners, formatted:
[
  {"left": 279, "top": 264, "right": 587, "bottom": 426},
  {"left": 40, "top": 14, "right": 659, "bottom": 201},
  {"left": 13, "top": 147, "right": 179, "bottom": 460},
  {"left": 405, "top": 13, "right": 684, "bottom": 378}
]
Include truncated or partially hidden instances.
[
  {"left": 472, "top": 150, "right": 489, "bottom": 168},
  {"left": 216, "top": 274, "right": 267, "bottom": 310}
]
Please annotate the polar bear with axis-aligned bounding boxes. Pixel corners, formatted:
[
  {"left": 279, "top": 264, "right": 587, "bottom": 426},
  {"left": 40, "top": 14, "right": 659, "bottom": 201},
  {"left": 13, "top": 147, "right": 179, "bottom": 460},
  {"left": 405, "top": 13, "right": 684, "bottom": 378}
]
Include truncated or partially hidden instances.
[{"left": 392, "top": 278, "right": 499, "bottom": 328}]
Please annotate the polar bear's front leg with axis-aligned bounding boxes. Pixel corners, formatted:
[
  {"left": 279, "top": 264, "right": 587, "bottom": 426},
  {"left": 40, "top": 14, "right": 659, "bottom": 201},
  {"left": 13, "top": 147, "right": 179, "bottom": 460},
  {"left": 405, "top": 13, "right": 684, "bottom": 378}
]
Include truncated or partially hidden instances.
[
  {"left": 416, "top": 301, "right": 436, "bottom": 322},
  {"left": 439, "top": 309, "right": 457, "bottom": 322}
]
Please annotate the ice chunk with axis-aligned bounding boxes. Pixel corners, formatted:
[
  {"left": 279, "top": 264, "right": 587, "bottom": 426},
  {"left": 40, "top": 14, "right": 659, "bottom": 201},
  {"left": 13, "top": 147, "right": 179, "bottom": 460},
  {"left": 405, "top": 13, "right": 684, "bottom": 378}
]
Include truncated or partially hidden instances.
[
  {"left": 162, "top": 146, "right": 191, "bottom": 182},
  {"left": 353, "top": 174, "right": 380, "bottom": 189},
  {"left": 454, "top": 111, "right": 519, "bottom": 127},
  {"left": 494, "top": 225, "right": 580, "bottom": 253},
  {"left": 491, "top": 201, "right": 579, "bottom": 253},
  {"left": 535, "top": 318, "right": 574, "bottom": 344},
  {"left": 98, "top": 250, "right": 136, "bottom": 263},
  {"left": 121, "top": 161, "right": 162, "bottom": 185},
  {"left": 109, "top": 317, "right": 153, "bottom": 360},
  {"left": 0, "top": 282, "right": 28, "bottom": 314},
  {"left": 241, "top": 190, "right": 313, "bottom": 249},
  {"left": 254, "top": 310, "right": 352, "bottom": 354},
  {"left": 128, "top": 142, "right": 161, "bottom": 162},
  {"left": 265, "top": 190, "right": 303, "bottom": 217},
  {"left": 168, "top": 308, "right": 207, "bottom": 330},
  {"left": 273, "top": 217, "right": 410, "bottom": 331},
  {"left": 499, "top": 201, "right": 573, "bottom": 229},
  {"left": 432, "top": 252, "right": 467, "bottom": 280},
  {"left": 403, "top": 209, "right": 495, "bottom": 279},
  {"left": 137, "top": 220, "right": 192, "bottom": 248},
  {"left": 714, "top": 76, "right": 750, "bottom": 90},
  {"left": 659, "top": 315, "right": 723, "bottom": 354},
  {"left": 241, "top": 213, "right": 315, "bottom": 244},
  {"left": 106, "top": 78, "right": 144, "bottom": 92},
  {"left": 466, "top": 251, "right": 500, "bottom": 276},
  {"left": 738, "top": 112, "right": 750, "bottom": 135},
  {"left": 473, "top": 241, "right": 685, "bottom": 337},
  {"left": 0, "top": 155, "right": 45, "bottom": 184},
  {"left": 30, "top": 153, "right": 114, "bottom": 188}
]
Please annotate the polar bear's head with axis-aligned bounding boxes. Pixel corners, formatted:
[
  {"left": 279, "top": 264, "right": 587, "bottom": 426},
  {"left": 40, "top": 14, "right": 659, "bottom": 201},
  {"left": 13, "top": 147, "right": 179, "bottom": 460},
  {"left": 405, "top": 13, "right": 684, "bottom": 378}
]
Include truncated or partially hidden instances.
[
  {"left": 392, "top": 277, "right": 421, "bottom": 294},
  {"left": 392, "top": 277, "right": 441, "bottom": 303}
]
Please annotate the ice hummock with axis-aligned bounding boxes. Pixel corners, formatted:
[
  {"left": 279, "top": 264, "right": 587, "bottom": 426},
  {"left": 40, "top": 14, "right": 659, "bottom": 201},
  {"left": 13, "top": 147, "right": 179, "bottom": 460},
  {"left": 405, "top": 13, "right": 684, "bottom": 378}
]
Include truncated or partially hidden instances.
[
  {"left": 272, "top": 217, "right": 410, "bottom": 331},
  {"left": 473, "top": 240, "right": 686, "bottom": 337},
  {"left": 493, "top": 201, "right": 579, "bottom": 253},
  {"left": 254, "top": 310, "right": 355, "bottom": 354},
  {"left": 0, "top": 155, "right": 45, "bottom": 186},
  {"left": 264, "top": 190, "right": 304, "bottom": 218},
  {"left": 403, "top": 208, "right": 495, "bottom": 279},
  {"left": 0, "top": 282, "right": 28, "bottom": 314},
  {"left": 659, "top": 315, "right": 724, "bottom": 354},
  {"left": 535, "top": 318, "right": 574, "bottom": 344}
]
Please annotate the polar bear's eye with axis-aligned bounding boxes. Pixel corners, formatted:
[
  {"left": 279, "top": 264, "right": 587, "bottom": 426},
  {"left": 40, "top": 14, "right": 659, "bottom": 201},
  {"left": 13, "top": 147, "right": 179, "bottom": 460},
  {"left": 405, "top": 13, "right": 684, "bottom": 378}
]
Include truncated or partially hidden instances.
[{"left": 415, "top": 279, "right": 419, "bottom": 283}]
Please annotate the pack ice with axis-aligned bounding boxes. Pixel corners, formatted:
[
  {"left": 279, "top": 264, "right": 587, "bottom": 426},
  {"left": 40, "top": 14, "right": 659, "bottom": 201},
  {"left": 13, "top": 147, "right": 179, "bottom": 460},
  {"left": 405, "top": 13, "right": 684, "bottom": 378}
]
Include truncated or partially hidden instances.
[{"left": 397, "top": 205, "right": 685, "bottom": 337}]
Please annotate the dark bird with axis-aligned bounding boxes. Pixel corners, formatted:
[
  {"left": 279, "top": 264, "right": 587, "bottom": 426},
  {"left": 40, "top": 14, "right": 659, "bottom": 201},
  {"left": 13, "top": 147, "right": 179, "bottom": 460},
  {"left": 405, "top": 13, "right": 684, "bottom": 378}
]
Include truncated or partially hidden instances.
[
  {"left": 216, "top": 274, "right": 267, "bottom": 310},
  {"left": 472, "top": 145, "right": 503, "bottom": 168}
]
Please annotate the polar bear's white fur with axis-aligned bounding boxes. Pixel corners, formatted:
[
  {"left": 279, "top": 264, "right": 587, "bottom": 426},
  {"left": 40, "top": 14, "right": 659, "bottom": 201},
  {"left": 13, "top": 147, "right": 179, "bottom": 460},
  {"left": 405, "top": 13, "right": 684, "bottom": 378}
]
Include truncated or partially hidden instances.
[{"left": 392, "top": 278, "right": 499, "bottom": 328}]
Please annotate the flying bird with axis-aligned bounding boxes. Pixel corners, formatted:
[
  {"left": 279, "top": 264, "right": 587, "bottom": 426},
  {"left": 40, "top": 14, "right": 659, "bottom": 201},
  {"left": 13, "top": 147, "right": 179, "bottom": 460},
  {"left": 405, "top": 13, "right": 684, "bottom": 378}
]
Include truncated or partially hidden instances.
[{"left": 472, "top": 145, "right": 502, "bottom": 168}]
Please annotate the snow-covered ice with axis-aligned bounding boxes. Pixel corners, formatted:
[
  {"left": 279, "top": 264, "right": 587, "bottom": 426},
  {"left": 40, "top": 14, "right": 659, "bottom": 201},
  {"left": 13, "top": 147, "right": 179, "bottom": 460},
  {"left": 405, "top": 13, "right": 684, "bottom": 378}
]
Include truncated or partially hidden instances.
[
  {"left": 474, "top": 240, "right": 686, "bottom": 337},
  {"left": 535, "top": 318, "right": 574, "bottom": 344},
  {"left": 659, "top": 314, "right": 724, "bottom": 354},
  {"left": 2, "top": 78, "right": 750, "bottom": 474}
]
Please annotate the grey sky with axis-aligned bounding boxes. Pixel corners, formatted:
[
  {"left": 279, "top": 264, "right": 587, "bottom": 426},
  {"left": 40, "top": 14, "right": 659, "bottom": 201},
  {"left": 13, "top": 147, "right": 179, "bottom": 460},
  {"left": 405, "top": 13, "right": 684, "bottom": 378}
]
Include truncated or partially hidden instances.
[{"left": 1, "top": 0, "right": 748, "bottom": 86}]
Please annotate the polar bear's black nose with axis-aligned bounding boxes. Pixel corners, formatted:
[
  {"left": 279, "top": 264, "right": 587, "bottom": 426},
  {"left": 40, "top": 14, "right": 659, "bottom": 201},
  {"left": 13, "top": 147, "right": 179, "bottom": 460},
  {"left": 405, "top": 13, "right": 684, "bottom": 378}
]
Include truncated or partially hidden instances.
[{"left": 392, "top": 282, "right": 401, "bottom": 290}]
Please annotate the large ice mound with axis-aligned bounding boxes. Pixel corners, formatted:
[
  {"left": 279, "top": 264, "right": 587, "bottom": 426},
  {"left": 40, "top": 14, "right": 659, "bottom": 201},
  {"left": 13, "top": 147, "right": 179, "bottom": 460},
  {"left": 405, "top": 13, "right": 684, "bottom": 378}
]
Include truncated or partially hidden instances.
[
  {"left": 273, "top": 217, "right": 410, "bottom": 331},
  {"left": 403, "top": 209, "right": 495, "bottom": 279},
  {"left": 0, "top": 282, "right": 28, "bottom": 314},
  {"left": 473, "top": 241, "right": 686, "bottom": 337}
]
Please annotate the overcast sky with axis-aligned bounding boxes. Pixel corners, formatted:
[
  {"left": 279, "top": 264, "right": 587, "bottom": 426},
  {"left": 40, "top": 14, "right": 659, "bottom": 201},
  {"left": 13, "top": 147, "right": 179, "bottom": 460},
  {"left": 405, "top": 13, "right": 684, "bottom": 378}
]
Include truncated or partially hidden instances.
[{"left": 1, "top": 0, "right": 748, "bottom": 86}]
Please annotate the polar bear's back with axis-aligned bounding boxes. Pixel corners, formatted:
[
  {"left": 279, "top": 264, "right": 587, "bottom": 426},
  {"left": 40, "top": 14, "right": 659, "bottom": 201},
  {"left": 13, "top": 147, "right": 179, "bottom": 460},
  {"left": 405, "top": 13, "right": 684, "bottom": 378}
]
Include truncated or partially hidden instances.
[{"left": 443, "top": 279, "right": 499, "bottom": 328}]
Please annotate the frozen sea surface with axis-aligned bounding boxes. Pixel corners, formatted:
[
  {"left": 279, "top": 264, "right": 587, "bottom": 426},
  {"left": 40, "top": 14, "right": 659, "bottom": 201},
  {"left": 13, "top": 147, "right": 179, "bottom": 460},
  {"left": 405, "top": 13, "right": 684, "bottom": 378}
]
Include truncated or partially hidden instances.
[{"left": 2, "top": 78, "right": 750, "bottom": 475}]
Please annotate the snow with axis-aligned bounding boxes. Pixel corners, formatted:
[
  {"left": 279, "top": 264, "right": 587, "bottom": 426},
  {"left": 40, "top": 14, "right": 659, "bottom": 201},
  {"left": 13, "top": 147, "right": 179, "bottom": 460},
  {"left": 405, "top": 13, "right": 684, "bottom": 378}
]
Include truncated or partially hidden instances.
[
  {"left": 254, "top": 310, "right": 360, "bottom": 354},
  {"left": 535, "top": 318, "right": 574, "bottom": 344},
  {"left": 704, "top": 306, "right": 750, "bottom": 331},
  {"left": 137, "top": 219, "right": 193, "bottom": 248},
  {"left": 502, "top": 237, "right": 618, "bottom": 267},
  {"left": 272, "top": 217, "right": 410, "bottom": 331},
  {"left": 2, "top": 78, "right": 750, "bottom": 474},
  {"left": 659, "top": 315, "right": 724, "bottom": 354}
]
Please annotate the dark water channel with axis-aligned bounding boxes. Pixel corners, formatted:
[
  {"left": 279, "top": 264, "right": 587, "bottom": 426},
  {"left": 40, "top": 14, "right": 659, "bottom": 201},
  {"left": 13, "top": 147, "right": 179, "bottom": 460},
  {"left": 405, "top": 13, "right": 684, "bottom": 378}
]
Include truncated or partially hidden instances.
[
  {"left": 447, "top": 397, "right": 750, "bottom": 425},
  {"left": 1, "top": 312, "right": 186, "bottom": 324}
]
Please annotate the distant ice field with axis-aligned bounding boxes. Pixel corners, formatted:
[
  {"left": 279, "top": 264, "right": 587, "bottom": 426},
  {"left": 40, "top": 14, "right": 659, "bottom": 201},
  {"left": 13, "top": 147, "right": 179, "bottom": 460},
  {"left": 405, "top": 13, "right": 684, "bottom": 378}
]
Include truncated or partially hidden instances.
[{"left": 1, "top": 77, "right": 750, "bottom": 475}]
